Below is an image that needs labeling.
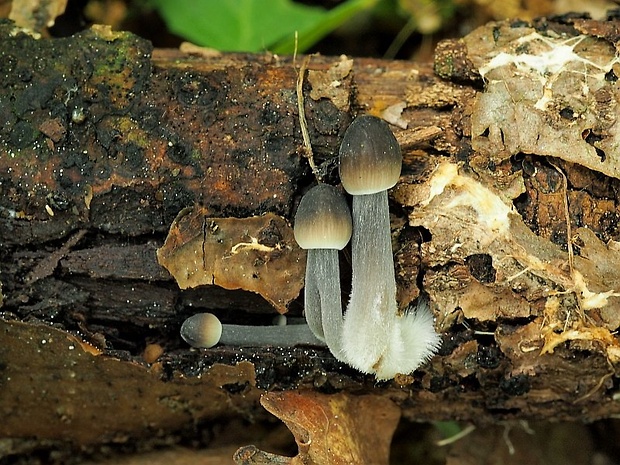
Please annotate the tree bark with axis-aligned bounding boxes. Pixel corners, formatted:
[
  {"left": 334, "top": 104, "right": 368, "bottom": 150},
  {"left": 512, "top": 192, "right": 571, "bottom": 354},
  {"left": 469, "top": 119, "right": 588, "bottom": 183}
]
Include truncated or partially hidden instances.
[{"left": 1, "top": 15, "right": 620, "bottom": 459}]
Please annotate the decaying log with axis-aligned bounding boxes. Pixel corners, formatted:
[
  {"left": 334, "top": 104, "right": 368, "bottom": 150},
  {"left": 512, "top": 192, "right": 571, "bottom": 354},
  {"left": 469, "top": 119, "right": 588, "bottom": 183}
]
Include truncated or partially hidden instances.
[{"left": 2, "top": 13, "right": 620, "bottom": 460}]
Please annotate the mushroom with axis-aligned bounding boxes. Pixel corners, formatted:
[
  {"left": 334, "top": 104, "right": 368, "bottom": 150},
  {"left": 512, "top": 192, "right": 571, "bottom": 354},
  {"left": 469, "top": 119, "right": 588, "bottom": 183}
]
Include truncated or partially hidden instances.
[
  {"left": 339, "top": 115, "right": 440, "bottom": 380},
  {"left": 180, "top": 312, "right": 325, "bottom": 348},
  {"left": 294, "top": 183, "right": 352, "bottom": 361}
]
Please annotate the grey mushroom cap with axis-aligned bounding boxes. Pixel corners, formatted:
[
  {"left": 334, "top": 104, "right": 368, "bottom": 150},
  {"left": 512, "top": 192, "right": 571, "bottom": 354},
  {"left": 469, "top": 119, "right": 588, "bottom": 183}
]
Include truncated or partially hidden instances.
[
  {"left": 339, "top": 115, "right": 402, "bottom": 195},
  {"left": 180, "top": 312, "right": 222, "bottom": 348},
  {"left": 294, "top": 184, "right": 352, "bottom": 250}
]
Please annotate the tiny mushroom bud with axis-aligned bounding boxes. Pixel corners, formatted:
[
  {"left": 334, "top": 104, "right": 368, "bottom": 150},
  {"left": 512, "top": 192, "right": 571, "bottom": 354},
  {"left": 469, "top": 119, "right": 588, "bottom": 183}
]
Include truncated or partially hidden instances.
[
  {"left": 339, "top": 115, "right": 440, "bottom": 380},
  {"left": 180, "top": 312, "right": 325, "bottom": 348},
  {"left": 180, "top": 312, "right": 222, "bottom": 348},
  {"left": 294, "top": 184, "right": 352, "bottom": 361}
]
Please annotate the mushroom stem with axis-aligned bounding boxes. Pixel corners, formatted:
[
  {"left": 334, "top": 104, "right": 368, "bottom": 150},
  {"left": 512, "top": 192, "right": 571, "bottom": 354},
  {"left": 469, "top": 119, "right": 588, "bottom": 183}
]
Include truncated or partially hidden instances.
[
  {"left": 352, "top": 191, "right": 397, "bottom": 314},
  {"left": 180, "top": 312, "right": 325, "bottom": 348},
  {"left": 338, "top": 114, "right": 440, "bottom": 379},
  {"left": 343, "top": 190, "right": 397, "bottom": 370},
  {"left": 294, "top": 183, "right": 352, "bottom": 362},
  {"left": 307, "top": 248, "right": 346, "bottom": 361},
  {"left": 220, "top": 323, "right": 325, "bottom": 347},
  {"left": 303, "top": 250, "right": 323, "bottom": 341},
  {"left": 342, "top": 190, "right": 441, "bottom": 379}
]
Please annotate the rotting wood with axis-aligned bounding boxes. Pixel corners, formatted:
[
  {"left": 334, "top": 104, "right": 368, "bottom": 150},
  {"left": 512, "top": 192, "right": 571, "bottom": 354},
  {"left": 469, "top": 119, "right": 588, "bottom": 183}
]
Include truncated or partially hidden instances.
[{"left": 1, "top": 15, "right": 620, "bottom": 460}]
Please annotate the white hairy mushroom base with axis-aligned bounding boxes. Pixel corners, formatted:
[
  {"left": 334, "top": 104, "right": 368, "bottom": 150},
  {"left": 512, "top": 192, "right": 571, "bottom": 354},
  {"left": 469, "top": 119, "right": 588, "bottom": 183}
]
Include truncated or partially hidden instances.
[{"left": 342, "top": 190, "right": 440, "bottom": 380}]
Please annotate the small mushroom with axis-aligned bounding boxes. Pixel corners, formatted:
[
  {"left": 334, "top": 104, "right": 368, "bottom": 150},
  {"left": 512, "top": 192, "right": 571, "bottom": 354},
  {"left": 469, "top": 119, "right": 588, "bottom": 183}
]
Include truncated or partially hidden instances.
[
  {"left": 339, "top": 115, "right": 440, "bottom": 380},
  {"left": 294, "top": 184, "right": 352, "bottom": 361},
  {"left": 180, "top": 312, "right": 325, "bottom": 348}
]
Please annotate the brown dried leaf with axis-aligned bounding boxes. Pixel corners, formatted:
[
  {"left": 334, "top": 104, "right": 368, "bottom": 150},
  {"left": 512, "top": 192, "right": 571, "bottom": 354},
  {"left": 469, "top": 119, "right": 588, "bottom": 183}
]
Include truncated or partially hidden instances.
[
  {"left": 9, "top": 0, "right": 67, "bottom": 31},
  {"left": 156, "top": 207, "right": 305, "bottom": 313},
  {"left": 235, "top": 391, "right": 400, "bottom": 465},
  {"left": 466, "top": 23, "right": 620, "bottom": 180},
  {"left": 396, "top": 162, "right": 620, "bottom": 337},
  {"left": 308, "top": 56, "right": 354, "bottom": 111}
]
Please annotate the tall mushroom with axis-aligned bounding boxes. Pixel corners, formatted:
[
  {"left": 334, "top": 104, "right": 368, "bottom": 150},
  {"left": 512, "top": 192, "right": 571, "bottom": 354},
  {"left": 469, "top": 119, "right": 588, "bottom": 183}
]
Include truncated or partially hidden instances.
[
  {"left": 294, "top": 184, "right": 352, "bottom": 361},
  {"left": 339, "top": 115, "right": 440, "bottom": 380}
]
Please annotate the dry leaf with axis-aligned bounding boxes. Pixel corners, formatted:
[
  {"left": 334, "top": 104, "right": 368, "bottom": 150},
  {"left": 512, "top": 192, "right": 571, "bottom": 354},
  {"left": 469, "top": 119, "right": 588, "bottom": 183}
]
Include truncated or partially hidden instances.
[
  {"left": 234, "top": 391, "right": 400, "bottom": 465},
  {"left": 466, "top": 23, "right": 620, "bottom": 180},
  {"left": 308, "top": 56, "right": 354, "bottom": 111},
  {"left": 9, "top": 0, "right": 68, "bottom": 31},
  {"left": 395, "top": 161, "right": 620, "bottom": 345},
  {"left": 157, "top": 207, "right": 305, "bottom": 313}
]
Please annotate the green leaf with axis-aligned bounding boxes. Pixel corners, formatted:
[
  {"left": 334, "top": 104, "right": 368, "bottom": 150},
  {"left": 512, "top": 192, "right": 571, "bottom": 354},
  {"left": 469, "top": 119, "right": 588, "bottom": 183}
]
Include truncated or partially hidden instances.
[
  {"left": 151, "top": 0, "right": 378, "bottom": 53},
  {"left": 271, "top": 0, "right": 378, "bottom": 54},
  {"left": 151, "top": 0, "right": 326, "bottom": 52},
  {"left": 433, "top": 420, "right": 463, "bottom": 439}
]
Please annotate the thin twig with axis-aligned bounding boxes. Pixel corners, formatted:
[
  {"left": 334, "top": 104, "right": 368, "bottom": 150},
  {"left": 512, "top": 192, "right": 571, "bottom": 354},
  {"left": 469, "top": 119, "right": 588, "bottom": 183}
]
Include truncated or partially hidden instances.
[
  {"left": 293, "top": 31, "right": 298, "bottom": 66},
  {"left": 549, "top": 161, "right": 578, "bottom": 331},
  {"left": 549, "top": 161, "right": 573, "bottom": 273},
  {"left": 296, "top": 55, "right": 319, "bottom": 180}
]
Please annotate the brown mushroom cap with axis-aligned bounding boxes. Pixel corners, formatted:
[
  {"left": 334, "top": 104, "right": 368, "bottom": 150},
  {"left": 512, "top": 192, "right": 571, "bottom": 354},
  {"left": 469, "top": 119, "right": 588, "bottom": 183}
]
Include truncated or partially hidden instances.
[
  {"left": 339, "top": 115, "right": 402, "bottom": 195},
  {"left": 294, "top": 184, "right": 352, "bottom": 250}
]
